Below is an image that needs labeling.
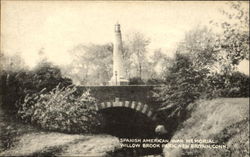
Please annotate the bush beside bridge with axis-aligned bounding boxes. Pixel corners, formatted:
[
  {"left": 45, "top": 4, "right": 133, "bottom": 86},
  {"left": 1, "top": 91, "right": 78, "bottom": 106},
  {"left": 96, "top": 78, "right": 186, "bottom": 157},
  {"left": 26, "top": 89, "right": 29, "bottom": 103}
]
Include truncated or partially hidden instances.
[
  {"left": 0, "top": 62, "right": 72, "bottom": 115},
  {"left": 17, "top": 85, "right": 101, "bottom": 134}
]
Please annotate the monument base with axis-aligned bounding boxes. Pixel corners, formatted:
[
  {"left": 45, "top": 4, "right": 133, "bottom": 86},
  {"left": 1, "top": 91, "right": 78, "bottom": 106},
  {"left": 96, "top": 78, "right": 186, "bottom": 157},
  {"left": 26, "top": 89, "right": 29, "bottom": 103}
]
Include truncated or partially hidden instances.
[{"left": 109, "top": 77, "right": 129, "bottom": 86}]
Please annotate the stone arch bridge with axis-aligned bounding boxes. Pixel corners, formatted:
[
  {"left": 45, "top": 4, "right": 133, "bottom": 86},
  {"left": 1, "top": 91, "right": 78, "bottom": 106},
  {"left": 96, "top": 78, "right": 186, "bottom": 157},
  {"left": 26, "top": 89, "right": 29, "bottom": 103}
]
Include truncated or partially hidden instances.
[
  {"left": 77, "top": 85, "right": 163, "bottom": 122},
  {"left": 77, "top": 85, "right": 169, "bottom": 137}
]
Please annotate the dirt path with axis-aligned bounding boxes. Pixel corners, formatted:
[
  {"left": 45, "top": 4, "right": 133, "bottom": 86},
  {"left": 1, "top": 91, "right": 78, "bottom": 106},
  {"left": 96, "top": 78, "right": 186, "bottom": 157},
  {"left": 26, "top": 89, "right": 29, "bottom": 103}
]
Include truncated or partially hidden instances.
[
  {"left": 0, "top": 107, "right": 121, "bottom": 157},
  {"left": 0, "top": 132, "right": 120, "bottom": 156}
]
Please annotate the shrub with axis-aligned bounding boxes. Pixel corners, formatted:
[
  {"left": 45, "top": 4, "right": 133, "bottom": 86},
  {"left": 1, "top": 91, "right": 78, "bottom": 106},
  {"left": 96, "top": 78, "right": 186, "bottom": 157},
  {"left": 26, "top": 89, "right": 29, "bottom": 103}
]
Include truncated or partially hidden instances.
[
  {"left": 154, "top": 53, "right": 208, "bottom": 133},
  {"left": 0, "top": 70, "right": 28, "bottom": 113},
  {"left": 0, "top": 62, "right": 72, "bottom": 114},
  {"left": 17, "top": 85, "right": 102, "bottom": 133},
  {"left": 206, "top": 72, "right": 249, "bottom": 98},
  {"left": 31, "top": 62, "right": 72, "bottom": 92},
  {"left": 128, "top": 77, "right": 145, "bottom": 85},
  {"left": 146, "top": 78, "right": 164, "bottom": 85},
  {"left": 156, "top": 53, "right": 207, "bottom": 112}
]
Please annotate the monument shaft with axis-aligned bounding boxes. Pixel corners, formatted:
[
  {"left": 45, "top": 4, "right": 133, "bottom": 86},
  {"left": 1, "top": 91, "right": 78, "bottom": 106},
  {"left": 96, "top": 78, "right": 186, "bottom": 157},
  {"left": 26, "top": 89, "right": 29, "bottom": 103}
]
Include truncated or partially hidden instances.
[{"left": 109, "top": 24, "right": 128, "bottom": 85}]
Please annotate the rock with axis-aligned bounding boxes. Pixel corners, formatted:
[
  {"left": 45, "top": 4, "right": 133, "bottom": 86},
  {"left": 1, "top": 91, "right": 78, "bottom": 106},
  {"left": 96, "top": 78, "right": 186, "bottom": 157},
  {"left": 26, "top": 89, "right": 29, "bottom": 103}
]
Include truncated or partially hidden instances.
[{"left": 155, "top": 125, "right": 168, "bottom": 135}]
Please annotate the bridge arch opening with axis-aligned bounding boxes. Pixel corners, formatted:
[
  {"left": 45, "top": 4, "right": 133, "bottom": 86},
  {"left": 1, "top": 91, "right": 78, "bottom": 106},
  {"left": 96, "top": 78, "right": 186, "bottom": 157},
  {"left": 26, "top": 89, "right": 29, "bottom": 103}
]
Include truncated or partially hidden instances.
[{"left": 98, "top": 107, "right": 156, "bottom": 138}]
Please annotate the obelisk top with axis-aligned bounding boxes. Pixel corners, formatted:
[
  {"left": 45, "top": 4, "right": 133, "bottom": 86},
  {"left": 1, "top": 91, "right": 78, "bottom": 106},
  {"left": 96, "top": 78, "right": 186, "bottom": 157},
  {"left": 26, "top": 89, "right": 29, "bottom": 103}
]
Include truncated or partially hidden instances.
[{"left": 115, "top": 23, "right": 121, "bottom": 32}]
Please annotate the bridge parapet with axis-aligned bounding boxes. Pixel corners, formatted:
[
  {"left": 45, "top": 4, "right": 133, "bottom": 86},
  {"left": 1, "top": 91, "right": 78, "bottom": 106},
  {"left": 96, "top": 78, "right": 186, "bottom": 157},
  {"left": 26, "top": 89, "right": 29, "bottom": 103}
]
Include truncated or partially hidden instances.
[{"left": 77, "top": 85, "right": 161, "bottom": 110}]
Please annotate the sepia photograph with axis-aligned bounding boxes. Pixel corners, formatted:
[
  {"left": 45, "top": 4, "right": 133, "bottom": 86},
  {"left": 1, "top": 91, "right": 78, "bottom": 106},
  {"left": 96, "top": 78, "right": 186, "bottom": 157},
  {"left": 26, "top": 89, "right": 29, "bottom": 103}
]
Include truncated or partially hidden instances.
[{"left": 0, "top": 1, "right": 249, "bottom": 156}]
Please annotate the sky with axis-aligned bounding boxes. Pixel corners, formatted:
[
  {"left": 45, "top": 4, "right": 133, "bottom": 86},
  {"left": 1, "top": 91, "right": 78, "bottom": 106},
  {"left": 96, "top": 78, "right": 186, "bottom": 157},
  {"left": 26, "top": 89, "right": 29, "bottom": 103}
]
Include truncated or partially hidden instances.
[{"left": 1, "top": 1, "right": 249, "bottom": 74}]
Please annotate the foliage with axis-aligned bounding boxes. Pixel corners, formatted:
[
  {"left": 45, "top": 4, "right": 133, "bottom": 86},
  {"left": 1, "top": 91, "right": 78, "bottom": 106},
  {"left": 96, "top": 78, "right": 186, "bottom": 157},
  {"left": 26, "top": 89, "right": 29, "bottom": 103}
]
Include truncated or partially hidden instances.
[
  {"left": 207, "top": 71, "right": 249, "bottom": 97},
  {"left": 31, "top": 62, "right": 72, "bottom": 92},
  {"left": 64, "top": 31, "right": 163, "bottom": 85},
  {"left": 146, "top": 78, "right": 164, "bottom": 85},
  {"left": 177, "top": 26, "right": 218, "bottom": 72},
  {"left": 157, "top": 16, "right": 249, "bottom": 111},
  {"left": 0, "top": 70, "right": 25, "bottom": 112},
  {"left": 0, "top": 62, "right": 72, "bottom": 114},
  {"left": 163, "top": 98, "right": 249, "bottom": 157},
  {"left": 211, "top": 1, "right": 249, "bottom": 73},
  {"left": 0, "top": 52, "right": 28, "bottom": 72},
  {"left": 155, "top": 53, "right": 208, "bottom": 120},
  {"left": 147, "top": 49, "right": 173, "bottom": 80},
  {"left": 0, "top": 106, "right": 38, "bottom": 152},
  {"left": 128, "top": 77, "right": 145, "bottom": 85},
  {"left": 123, "top": 32, "right": 151, "bottom": 79},
  {"left": 154, "top": 52, "right": 219, "bottom": 134},
  {"left": 156, "top": 23, "right": 249, "bottom": 131},
  {"left": 155, "top": 2, "right": 249, "bottom": 129},
  {"left": 65, "top": 43, "right": 113, "bottom": 85},
  {"left": 17, "top": 85, "right": 101, "bottom": 133}
]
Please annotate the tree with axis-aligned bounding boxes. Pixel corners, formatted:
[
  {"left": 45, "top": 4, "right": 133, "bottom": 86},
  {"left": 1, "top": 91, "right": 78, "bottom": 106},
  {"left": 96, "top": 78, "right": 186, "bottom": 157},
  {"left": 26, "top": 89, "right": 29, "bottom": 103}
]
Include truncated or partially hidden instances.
[
  {"left": 128, "top": 77, "right": 145, "bottom": 85},
  {"left": 85, "top": 44, "right": 113, "bottom": 85},
  {"left": 157, "top": 53, "right": 202, "bottom": 107},
  {"left": 31, "top": 61, "right": 72, "bottom": 92},
  {"left": 123, "top": 32, "right": 150, "bottom": 79},
  {"left": 146, "top": 78, "right": 164, "bottom": 85},
  {"left": 66, "top": 32, "right": 152, "bottom": 84},
  {"left": 0, "top": 52, "right": 28, "bottom": 72},
  {"left": 1, "top": 60, "right": 72, "bottom": 114},
  {"left": 207, "top": 71, "right": 249, "bottom": 97},
  {"left": 211, "top": 1, "right": 249, "bottom": 73},
  {"left": 155, "top": 53, "right": 208, "bottom": 133},
  {"left": 148, "top": 49, "right": 173, "bottom": 80},
  {"left": 64, "top": 43, "right": 113, "bottom": 85},
  {"left": 176, "top": 26, "right": 218, "bottom": 73}
]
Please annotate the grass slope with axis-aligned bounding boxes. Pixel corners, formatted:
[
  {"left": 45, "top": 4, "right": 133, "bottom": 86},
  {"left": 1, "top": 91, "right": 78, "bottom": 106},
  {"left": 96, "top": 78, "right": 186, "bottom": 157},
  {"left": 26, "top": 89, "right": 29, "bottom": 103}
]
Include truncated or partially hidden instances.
[{"left": 163, "top": 98, "right": 249, "bottom": 157}]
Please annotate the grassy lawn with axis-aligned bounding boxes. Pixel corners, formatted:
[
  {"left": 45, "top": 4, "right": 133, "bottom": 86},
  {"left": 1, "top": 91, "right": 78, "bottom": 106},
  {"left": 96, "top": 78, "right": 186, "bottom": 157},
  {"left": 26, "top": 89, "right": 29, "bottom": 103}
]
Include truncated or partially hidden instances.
[{"left": 163, "top": 98, "right": 249, "bottom": 157}]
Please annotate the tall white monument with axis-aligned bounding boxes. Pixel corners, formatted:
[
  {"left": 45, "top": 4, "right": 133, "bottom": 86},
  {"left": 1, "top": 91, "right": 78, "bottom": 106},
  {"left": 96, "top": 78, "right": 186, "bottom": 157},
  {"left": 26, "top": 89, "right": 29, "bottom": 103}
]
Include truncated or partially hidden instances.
[{"left": 109, "top": 23, "right": 129, "bottom": 85}]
